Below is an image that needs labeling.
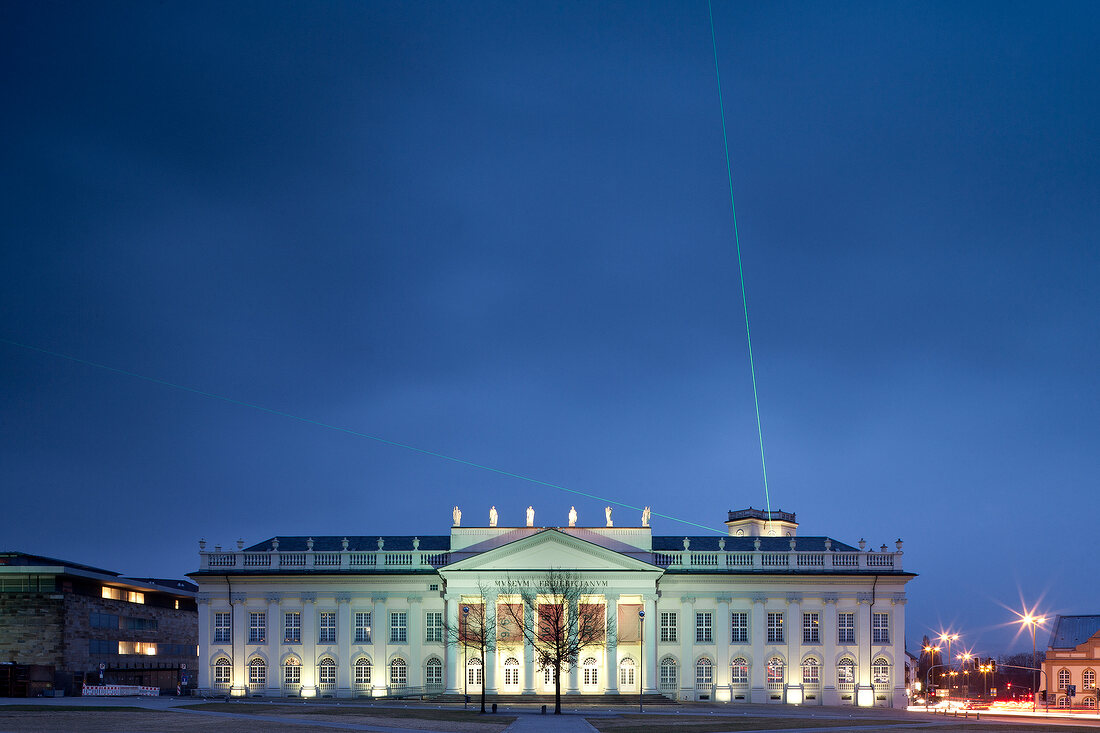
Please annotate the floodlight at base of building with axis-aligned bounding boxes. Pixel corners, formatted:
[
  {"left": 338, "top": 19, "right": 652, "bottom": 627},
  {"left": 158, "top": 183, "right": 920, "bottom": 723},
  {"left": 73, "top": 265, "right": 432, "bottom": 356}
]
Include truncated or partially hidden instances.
[
  {"left": 857, "top": 686, "right": 875, "bottom": 707},
  {"left": 300, "top": 686, "right": 317, "bottom": 698},
  {"left": 786, "top": 686, "right": 803, "bottom": 705},
  {"left": 714, "top": 685, "right": 732, "bottom": 702},
  {"left": 230, "top": 687, "right": 247, "bottom": 697}
]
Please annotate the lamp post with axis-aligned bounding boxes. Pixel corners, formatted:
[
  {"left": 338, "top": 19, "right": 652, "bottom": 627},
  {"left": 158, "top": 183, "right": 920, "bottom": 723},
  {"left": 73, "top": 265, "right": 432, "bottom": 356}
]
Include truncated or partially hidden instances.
[
  {"left": 462, "top": 606, "right": 470, "bottom": 709},
  {"left": 638, "top": 610, "right": 645, "bottom": 713},
  {"left": 1017, "top": 613, "right": 1045, "bottom": 713},
  {"left": 957, "top": 653, "right": 972, "bottom": 697},
  {"left": 937, "top": 632, "right": 959, "bottom": 699},
  {"left": 923, "top": 646, "right": 940, "bottom": 709}
]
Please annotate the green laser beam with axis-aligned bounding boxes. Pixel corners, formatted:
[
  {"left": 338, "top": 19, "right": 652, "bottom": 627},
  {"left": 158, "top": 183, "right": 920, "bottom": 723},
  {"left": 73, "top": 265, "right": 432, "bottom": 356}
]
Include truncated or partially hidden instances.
[
  {"left": 707, "top": 0, "right": 773, "bottom": 518},
  {"left": 1, "top": 336, "right": 724, "bottom": 535}
]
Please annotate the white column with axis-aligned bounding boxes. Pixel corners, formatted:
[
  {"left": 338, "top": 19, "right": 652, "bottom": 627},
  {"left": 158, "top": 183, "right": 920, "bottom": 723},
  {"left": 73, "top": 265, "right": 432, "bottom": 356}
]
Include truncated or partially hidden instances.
[
  {"left": 301, "top": 594, "right": 317, "bottom": 696},
  {"left": 750, "top": 593, "right": 766, "bottom": 703},
  {"left": 372, "top": 595, "right": 387, "bottom": 693},
  {"left": 197, "top": 596, "right": 211, "bottom": 691},
  {"left": 266, "top": 594, "right": 282, "bottom": 694},
  {"left": 604, "top": 595, "right": 619, "bottom": 694},
  {"left": 336, "top": 594, "right": 351, "bottom": 696},
  {"left": 567, "top": 597, "right": 580, "bottom": 693},
  {"left": 856, "top": 592, "right": 873, "bottom": 706},
  {"left": 231, "top": 592, "right": 248, "bottom": 696},
  {"left": 522, "top": 604, "right": 535, "bottom": 693},
  {"left": 444, "top": 595, "right": 460, "bottom": 693},
  {"left": 483, "top": 593, "right": 497, "bottom": 694},
  {"left": 890, "top": 595, "right": 907, "bottom": 708},
  {"left": 822, "top": 594, "right": 839, "bottom": 705},
  {"left": 715, "top": 595, "right": 731, "bottom": 701},
  {"left": 643, "top": 594, "right": 658, "bottom": 694},
  {"left": 679, "top": 596, "right": 695, "bottom": 700},
  {"left": 786, "top": 593, "right": 802, "bottom": 703},
  {"left": 407, "top": 596, "right": 422, "bottom": 689}
]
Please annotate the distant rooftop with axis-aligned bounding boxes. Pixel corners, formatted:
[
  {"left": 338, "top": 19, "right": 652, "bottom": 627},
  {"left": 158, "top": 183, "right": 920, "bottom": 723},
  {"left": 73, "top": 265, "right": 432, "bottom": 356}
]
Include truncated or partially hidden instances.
[
  {"left": 728, "top": 507, "right": 796, "bottom": 523},
  {"left": 1048, "top": 615, "right": 1100, "bottom": 649}
]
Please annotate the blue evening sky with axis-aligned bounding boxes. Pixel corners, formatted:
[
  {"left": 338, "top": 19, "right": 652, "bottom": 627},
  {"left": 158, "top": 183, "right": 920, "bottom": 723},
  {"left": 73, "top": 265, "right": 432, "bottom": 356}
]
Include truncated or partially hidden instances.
[{"left": 2, "top": 1, "right": 1097, "bottom": 654}]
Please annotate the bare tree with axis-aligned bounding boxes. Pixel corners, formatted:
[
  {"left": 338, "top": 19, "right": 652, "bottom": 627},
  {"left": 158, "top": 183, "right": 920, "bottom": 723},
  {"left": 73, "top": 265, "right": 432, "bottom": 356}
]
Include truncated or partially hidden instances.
[
  {"left": 444, "top": 584, "right": 496, "bottom": 713},
  {"left": 497, "top": 569, "right": 616, "bottom": 714}
]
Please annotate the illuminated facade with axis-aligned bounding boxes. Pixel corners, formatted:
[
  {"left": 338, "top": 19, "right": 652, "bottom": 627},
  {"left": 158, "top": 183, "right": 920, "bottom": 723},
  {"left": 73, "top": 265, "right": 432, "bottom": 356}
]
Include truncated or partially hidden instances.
[
  {"left": 190, "top": 507, "right": 913, "bottom": 707},
  {"left": 1044, "top": 615, "right": 1100, "bottom": 709}
]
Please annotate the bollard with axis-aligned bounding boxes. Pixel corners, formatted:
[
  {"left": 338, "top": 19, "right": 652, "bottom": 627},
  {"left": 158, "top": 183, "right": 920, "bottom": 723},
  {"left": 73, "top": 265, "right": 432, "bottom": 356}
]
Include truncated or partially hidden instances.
[
  {"left": 492, "top": 703, "right": 497, "bottom": 713},
  {"left": 541, "top": 704, "right": 547, "bottom": 714}
]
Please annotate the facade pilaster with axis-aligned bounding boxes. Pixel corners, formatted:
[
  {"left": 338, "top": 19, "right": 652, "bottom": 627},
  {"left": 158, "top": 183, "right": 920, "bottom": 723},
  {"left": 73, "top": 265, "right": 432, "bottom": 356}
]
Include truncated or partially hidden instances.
[
  {"left": 336, "top": 593, "right": 352, "bottom": 696},
  {"left": 266, "top": 594, "right": 282, "bottom": 694},
  {"left": 372, "top": 595, "right": 387, "bottom": 693},
  {"left": 679, "top": 595, "right": 695, "bottom": 700},
  {"left": 522, "top": 604, "right": 535, "bottom": 693},
  {"left": 821, "top": 594, "right": 839, "bottom": 705},
  {"left": 643, "top": 594, "right": 658, "bottom": 694},
  {"left": 855, "top": 592, "right": 873, "bottom": 705},
  {"left": 604, "top": 595, "right": 619, "bottom": 693},
  {"left": 482, "top": 592, "right": 497, "bottom": 693},
  {"left": 300, "top": 593, "right": 317, "bottom": 696},
  {"left": 567, "top": 597, "right": 580, "bottom": 693},
  {"left": 786, "top": 592, "right": 802, "bottom": 702},
  {"left": 407, "top": 596, "right": 423, "bottom": 688},
  {"left": 715, "top": 595, "right": 731, "bottom": 699},
  {"left": 231, "top": 592, "right": 248, "bottom": 696},
  {"left": 890, "top": 594, "right": 907, "bottom": 707},
  {"left": 749, "top": 592, "right": 766, "bottom": 703},
  {"left": 444, "top": 595, "right": 460, "bottom": 693}
]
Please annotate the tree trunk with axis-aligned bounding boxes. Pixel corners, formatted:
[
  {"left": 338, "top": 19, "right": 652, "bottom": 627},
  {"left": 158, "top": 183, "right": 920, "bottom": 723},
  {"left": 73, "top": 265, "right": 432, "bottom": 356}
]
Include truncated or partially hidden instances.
[{"left": 554, "top": 661, "right": 562, "bottom": 714}]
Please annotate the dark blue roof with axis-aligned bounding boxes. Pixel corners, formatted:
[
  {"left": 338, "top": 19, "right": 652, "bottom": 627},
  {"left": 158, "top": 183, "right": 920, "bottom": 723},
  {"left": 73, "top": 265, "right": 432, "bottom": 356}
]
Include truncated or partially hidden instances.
[
  {"left": 651, "top": 536, "right": 858, "bottom": 552},
  {"left": 1048, "top": 615, "right": 1100, "bottom": 649},
  {"left": 243, "top": 536, "right": 451, "bottom": 553}
]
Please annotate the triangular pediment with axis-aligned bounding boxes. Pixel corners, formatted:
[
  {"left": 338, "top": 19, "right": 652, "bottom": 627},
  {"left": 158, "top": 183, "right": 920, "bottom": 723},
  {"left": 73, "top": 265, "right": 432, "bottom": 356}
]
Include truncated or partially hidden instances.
[{"left": 440, "top": 529, "right": 658, "bottom": 574}]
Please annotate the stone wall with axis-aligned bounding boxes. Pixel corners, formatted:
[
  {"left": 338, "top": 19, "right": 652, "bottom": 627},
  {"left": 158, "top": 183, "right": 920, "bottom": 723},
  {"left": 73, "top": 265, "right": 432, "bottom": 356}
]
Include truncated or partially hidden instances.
[
  {"left": 63, "top": 592, "right": 198, "bottom": 671},
  {"left": 0, "top": 593, "right": 65, "bottom": 665}
]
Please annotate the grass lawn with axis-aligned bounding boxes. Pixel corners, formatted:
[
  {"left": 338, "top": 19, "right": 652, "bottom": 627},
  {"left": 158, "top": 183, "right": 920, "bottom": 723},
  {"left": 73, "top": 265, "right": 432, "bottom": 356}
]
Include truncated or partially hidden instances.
[{"left": 189, "top": 701, "right": 515, "bottom": 724}]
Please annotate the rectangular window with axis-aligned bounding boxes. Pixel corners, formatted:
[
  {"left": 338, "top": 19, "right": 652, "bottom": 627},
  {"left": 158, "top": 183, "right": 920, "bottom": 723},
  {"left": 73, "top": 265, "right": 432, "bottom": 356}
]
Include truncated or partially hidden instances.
[
  {"left": 731, "top": 612, "right": 748, "bottom": 643},
  {"left": 284, "top": 662, "right": 301, "bottom": 685},
  {"left": 695, "top": 611, "right": 713, "bottom": 643},
  {"left": 284, "top": 612, "right": 301, "bottom": 643},
  {"left": 767, "top": 612, "right": 784, "bottom": 643},
  {"left": 660, "top": 612, "right": 677, "bottom": 642},
  {"left": 118, "top": 641, "right": 156, "bottom": 655},
  {"left": 89, "top": 639, "right": 117, "bottom": 655},
  {"left": 90, "top": 612, "right": 120, "bottom": 630},
  {"left": 802, "top": 612, "right": 820, "bottom": 643},
  {"left": 872, "top": 612, "right": 889, "bottom": 644},
  {"left": 838, "top": 612, "right": 855, "bottom": 644},
  {"left": 249, "top": 612, "right": 266, "bottom": 643},
  {"left": 425, "top": 611, "right": 443, "bottom": 642},
  {"left": 319, "top": 612, "right": 336, "bottom": 643},
  {"left": 354, "top": 612, "right": 372, "bottom": 643},
  {"left": 390, "top": 611, "right": 407, "bottom": 643},
  {"left": 214, "top": 612, "right": 231, "bottom": 643},
  {"left": 126, "top": 617, "right": 158, "bottom": 631},
  {"left": 249, "top": 661, "right": 266, "bottom": 686},
  {"left": 427, "top": 661, "right": 443, "bottom": 686},
  {"left": 101, "top": 587, "right": 120, "bottom": 600}
]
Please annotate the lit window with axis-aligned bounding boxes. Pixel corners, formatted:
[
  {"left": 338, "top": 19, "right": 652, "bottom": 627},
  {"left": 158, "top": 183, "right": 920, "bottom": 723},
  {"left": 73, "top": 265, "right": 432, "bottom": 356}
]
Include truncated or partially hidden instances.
[
  {"left": 102, "top": 587, "right": 120, "bottom": 600},
  {"left": 425, "top": 611, "right": 443, "bottom": 642},
  {"left": 1084, "top": 669, "right": 1096, "bottom": 689},
  {"left": 249, "top": 612, "right": 266, "bottom": 643},
  {"left": 118, "top": 641, "right": 156, "bottom": 655},
  {"left": 354, "top": 612, "right": 372, "bottom": 643},
  {"left": 767, "top": 612, "right": 784, "bottom": 643},
  {"left": 318, "top": 658, "right": 336, "bottom": 685},
  {"left": 660, "top": 612, "right": 677, "bottom": 642},
  {"left": 872, "top": 613, "right": 889, "bottom": 644},
  {"left": 838, "top": 612, "right": 855, "bottom": 644},
  {"left": 695, "top": 658, "right": 713, "bottom": 688},
  {"left": 284, "top": 658, "right": 301, "bottom": 686},
  {"left": 249, "top": 658, "right": 266, "bottom": 687},
  {"left": 354, "top": 658, "right": 372, "bottom": 685},
  {"left": 767, "top": 657, "right": 784, "bottom": 684},
  {"left": 837, "top": 658, "right": 856, "bottom": 686},
  {"left": 695, "top": 612, "right": 713, "bottom": 643},
  {"left": 802, "top": 612, "right": 820, "bottom": 643},
  {"left": 319, "top": 612, "right": 336, "bottom": 643},
  {"left": 214, "top": 611, "right": 231, "bottom": 643},
  {"left": 731, "top": 657, "right": 748, "bottom": 686},
  {"left": 390, "top": 611, "right": 407, "bottom": 643},
  {"left": 730, "top": 612, "right": 748, "bottom": 643},
  {"left": 872, "top": 657, "right": 890, "bottom": 687},
  {"left": 802, "top": 658, "right": 820, "bottom": 685},
  {"left": 284, "top": 612, "right": 301, "bottom": 643},
  {"left": 1060, "top": 668, "right": 1072, "bottom": 689},
  {"left": 213, "top": 658, "right": 232, "bottom": 686}
]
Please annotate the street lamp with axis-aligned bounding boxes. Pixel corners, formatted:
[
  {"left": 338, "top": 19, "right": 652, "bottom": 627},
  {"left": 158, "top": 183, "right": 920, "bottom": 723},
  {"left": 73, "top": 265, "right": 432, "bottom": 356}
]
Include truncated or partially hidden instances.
[
  {"left": 937, "top": 633, "right": 959, "bottom": 699},
  {"left": 638, "top": 610, "right": 645, "bottom": 713},
  {"left": 923, "top": 645, "right": 940, "bottom": 708},
  {"left": 1016, "top": 612, "right": 1046, "bottom": 713}
]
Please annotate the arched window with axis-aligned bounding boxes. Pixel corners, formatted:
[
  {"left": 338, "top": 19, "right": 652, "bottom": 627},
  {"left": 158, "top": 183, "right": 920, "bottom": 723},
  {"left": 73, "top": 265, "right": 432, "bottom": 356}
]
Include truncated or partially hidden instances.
[
  {"left": 659, "top": 657, "right": 677, "bottom": 691},
  {"left": 426, "top": 657, "right": 443, "bottom": 688},
  {"left": 466, "top": 657, "right": 482, "bottom": 687},
  {"left": 871, "top": 657, "right": 890, "bottom": 688},
  {"left": 354, "top": 658, "right": 372, "bottom": 686},
  {"left": 1082, "top": 696, "right": 1097, "bottom": 709},
  {"left": 248, "top": 658, "right": 266, "bottom": 687},
  {"left": 801, "top": 658, "right": 820, "bottom": 685},
  {"left": 317, "top": 658, "right": 336, "bottom": 688},
  {"left": 283, "top": 657, "right": 301, "bottom": 687},
  {"left": 767, "top": 657, "right": 784, "bottom": 685},
  {"left": 837, "top": 658, "right": 856, "bottom": 687},
  {"left": 582, "top": 657, "right": 599, "bottom": 687},
  {"left": 503, "top": 657, "right": 520, "bottom": 687},
  {"left": 1059, "top": 668, "right": 1071, "bottom": 689},
  {"left": 213, "top": 658, "right": 232, "bottom": 688},
  {"left": 730, "top": 657, "right": 748, "bottom": 686},
  {"left": 390, "top": 657, "right": 408, "bottom": 687},
  {"left": 1084, "top": 669, "right": 1096, "bottom": 689},
  {"left": 619, "top": 657, "right": 636, "bottom": 689},
  {"left": 1058, "top": 695, "right": 1070, "bottom": 708},
  {"left": 695, "top": 657, "right": 713, "bottom": 689}
]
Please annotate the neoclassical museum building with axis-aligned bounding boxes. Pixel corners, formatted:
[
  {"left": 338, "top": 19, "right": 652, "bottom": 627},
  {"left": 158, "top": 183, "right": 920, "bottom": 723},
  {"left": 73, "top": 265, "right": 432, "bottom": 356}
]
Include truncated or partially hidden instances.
[{"left": 190, "top": 506, "right": 914, "bottom": 707}]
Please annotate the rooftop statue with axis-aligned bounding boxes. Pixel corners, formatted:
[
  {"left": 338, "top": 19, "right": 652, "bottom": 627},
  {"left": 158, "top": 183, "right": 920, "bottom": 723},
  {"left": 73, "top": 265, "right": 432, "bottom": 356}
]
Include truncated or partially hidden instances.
[
  {"left": 642, "top": 506, "right": 651, "bottom": 527},
  {"left": 605, "top": 506, "right": 613, "bottom": 527},
  {"left": 452, "top": 506, "right": 461, "bottom": 527},
  {"left": 526, "top": 505, "right": 534, "bottom": 527},
  {"left": 568, "top": 506, "right": 577, "bottom": 527},
  {"left": 489, "top": 506, "right": 498, "bottom": 527}
]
